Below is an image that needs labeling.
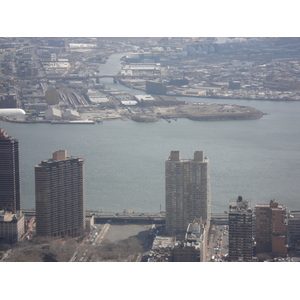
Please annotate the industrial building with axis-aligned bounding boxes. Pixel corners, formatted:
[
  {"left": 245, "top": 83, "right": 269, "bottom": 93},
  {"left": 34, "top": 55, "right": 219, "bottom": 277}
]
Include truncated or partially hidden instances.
[
  {"left": 146, "top": 81, "right": 167, "bottom": 95},
  {"left": 0, "top": 129, "right": 21, "bottom": 213},
  {"left": 45, "top": 88, "right": 60, "bottom": 105},
  {"left": 255, "top": 200, "right": 288, "bottom": 256},
  {"left": 62, "top": 109, "right": 81, "bottom": 120},
  {"left": 44, "top": 107, "right": 62, "bottom": 120},
  {"left": 228, "top": 196, "right": 253, "bottom": 262},
  {"left": 35, "top": 150, "right": 86, "bottom": 238},
  {"left": 165, "top": 151, "right": 211, "bottom": 236}
]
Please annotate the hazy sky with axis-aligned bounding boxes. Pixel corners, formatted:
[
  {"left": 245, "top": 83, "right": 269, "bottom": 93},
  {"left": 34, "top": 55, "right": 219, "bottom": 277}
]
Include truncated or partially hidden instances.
[{"left": 2, "top": 1, "right": 296, "bottom": 37}]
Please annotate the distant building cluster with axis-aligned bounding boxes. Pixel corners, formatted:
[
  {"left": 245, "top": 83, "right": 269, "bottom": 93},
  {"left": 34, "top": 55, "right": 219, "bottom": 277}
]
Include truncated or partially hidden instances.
[
  {"left": 0, "top": 78, "right": 18, "bottom": 109},
  {"left": 144, "top": 151, "right": 295, "bottom": 262},
  {"left": 1, "top": 37, "right": 300, "bottom": 128}
]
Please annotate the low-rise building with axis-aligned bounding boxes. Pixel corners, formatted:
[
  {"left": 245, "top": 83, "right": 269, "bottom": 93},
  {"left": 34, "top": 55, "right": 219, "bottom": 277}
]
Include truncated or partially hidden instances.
[
  {"left": 0, "top": 210, "right": 25, "bottom": 243},
  {"left": 62, "top": 109, "right": 81, "bottom": 120},
  {"left": 148, "top": 236, "right": 174, "bottom": 262},
  {"left": 173, "top": 221, "right": 207, "bottom": 262}
]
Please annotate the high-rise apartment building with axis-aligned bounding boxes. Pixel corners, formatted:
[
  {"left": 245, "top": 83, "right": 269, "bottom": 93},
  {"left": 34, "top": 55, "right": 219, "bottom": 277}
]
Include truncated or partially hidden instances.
[
  {"left": 288, "top": 211, "right": 300, "bottom": 249},
  {"left": 0, "top": 128, "right": 21, "bottom": 213},
  {"left": 228, "top": 196, "right": 253, "bottom": 262},
  {"left": 35, "top": 150, "right": 86, "bottom": 238},
  {"left": 165, "top": 151, "right": 211, "bottom": 236},
  {"left": 255, "top": 200, "right": 288, "bottom": 256}
]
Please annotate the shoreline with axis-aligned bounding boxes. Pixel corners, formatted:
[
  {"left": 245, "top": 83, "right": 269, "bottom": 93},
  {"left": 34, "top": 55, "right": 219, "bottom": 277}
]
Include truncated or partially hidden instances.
[
  {"left": 116, "top": 79, "right": 300, "bottom": 102},
  {"left": 1, "top": 103, "right": 265, "bottom": 124}
]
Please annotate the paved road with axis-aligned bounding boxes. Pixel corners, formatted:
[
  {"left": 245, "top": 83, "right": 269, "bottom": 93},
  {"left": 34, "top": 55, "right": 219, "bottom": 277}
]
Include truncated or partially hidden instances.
[
  {"left": 208, "top": 224, "right": 229, "bottom": 262},
  {"left": 71, "top": 224, "right": 106, "bottom": 262}
]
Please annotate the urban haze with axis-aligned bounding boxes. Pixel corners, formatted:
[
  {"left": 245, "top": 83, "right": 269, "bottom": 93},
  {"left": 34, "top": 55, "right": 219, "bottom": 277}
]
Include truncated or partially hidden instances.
[{"left": 0, "top": 37, "right": 300, "bottom": 262}]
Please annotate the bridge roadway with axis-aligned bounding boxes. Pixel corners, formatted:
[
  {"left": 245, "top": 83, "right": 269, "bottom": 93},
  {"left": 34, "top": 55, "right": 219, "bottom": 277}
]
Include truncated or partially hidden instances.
[
  {"left": 20, "top": 75, "right": 142, "bottom": 81},
  {"left": 21, "top": 210, "right": 228, "bottom": 225}
]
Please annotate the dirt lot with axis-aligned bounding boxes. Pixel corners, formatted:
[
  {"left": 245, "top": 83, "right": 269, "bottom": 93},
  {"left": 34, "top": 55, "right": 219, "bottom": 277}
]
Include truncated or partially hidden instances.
[
  {"left": 80, "top": 103, "right": 263, "bottom": 123},
  {"left": 95, "top": 224, "right": 151, "bottom": 262},
  {"left": 153, "top": 103, "right": 264, "bottom": 121}
]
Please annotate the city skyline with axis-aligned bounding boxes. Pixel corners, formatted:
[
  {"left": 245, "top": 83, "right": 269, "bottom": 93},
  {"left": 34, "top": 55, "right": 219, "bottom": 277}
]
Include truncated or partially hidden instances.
[
  {"left": 1, "top": 4, "right": 298, "bottom": 298},
  {"left": 0, "top": 37, "right": 299, "bottom": 266}
]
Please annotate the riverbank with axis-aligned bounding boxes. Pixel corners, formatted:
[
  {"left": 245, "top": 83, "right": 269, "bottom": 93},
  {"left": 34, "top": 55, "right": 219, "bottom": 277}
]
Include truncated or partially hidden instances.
[{"left": 1, "top": 103, "right": 264, "bottom": 124}]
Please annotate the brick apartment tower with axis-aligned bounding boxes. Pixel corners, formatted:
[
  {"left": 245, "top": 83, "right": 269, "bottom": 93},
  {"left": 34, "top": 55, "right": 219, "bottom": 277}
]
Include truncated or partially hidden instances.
[
  {"left": 165, "top": 151, "right": 211, "bottom": 236},
  {"left": 0, "top": 129, "right": 21, "bottom": 213},
  {"left": 255, "top": 200, "right": 288, "bottom": 256},
  {"left": 35, "top": 150, "right": 86, "bottom": 237},
  {"left": 228, "top": 196, "right": 253, "bottom": 262}
]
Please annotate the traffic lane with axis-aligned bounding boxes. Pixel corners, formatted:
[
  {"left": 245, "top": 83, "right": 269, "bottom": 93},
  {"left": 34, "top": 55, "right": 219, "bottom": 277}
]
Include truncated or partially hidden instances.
[
  {"left": 74, "top": 224, "right": 105, "bottom": 261},
  {"left": 211, "top": 225, "right": 229, "bottom": 261}
]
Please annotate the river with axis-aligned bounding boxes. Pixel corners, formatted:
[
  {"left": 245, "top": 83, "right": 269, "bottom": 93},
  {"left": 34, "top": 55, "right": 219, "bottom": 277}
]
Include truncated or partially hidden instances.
[{"left": 1, "top": 52, "right": 300, "bottom": 213}]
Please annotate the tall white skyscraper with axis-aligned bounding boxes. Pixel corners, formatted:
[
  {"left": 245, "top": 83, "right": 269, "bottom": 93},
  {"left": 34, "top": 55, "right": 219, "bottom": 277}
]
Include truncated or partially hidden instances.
[{"left": 165, "top": 151, "right": 211, "bottom": 236}]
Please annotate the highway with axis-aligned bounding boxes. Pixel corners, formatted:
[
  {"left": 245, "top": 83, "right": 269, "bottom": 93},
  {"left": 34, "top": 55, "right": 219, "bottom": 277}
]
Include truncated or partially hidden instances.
[{"left": 22, "top": 209, "right": 228, "bottom": 225}]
